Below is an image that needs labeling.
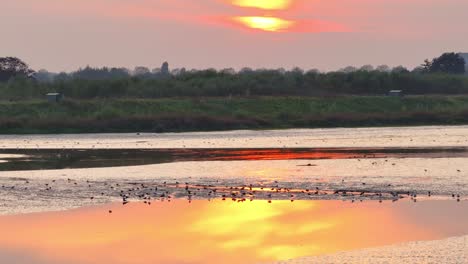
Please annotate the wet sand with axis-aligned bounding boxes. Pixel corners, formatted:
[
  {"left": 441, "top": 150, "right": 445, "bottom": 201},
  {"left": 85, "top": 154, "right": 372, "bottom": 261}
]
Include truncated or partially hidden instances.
[
  {"left": 0, "top": 156, "right": 467, "bottom": 214},
  {"left": 279, "top": 235, "right": 468, "bottom": 264},
  {"left": 1, "top": 125, "right": 468, "bottom": 149}
]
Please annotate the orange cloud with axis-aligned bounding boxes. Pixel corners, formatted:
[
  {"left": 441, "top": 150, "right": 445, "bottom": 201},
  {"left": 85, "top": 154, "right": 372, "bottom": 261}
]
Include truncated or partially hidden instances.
[
  {"left": 290, "top": 19, "right": 351, "bottom": 33},
  {"left": 30, "top": 0, "right": 349, "bottom": 34},
  {"left": 229, "top": 0, "right": 293, "bottom": 10},
  {"left": 228, "top": 16, "right": 350, "bottom": 33}
]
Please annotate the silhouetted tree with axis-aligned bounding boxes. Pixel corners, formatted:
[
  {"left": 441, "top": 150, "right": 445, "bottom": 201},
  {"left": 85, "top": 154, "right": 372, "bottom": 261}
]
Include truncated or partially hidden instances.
[
  {"left": 306, "top": 69, "right": 320, "bottom": 74},
  {"left": 171, "top": 68, "right": 186, "bottom": 76},
  {"left": 220, "top": 68, "right": 236, "bottom": 75},
  {"left": 109, "top": 68, "right": 130, "bottom": 78},
  {"left": 376, "top": 65, "right": 390, "bottom": 72},
  {"left": 392, "top": 66, "right": 410, "bottom": 74},
  {"left": 428, "top": 52, "right": 465, "bottom": 74},
  {"left": 0, "top": 57, "right": 35, "bottom": 82},
  {"left": 161, "top": 62, "right": 170, "bottom": 75},
  {"left": 239, "top": 67, "right": 254, "bottom": 74},
  {"left": 134, "top": 66, "right": 150, "bottom": 76},
  {"left": 34, "top": 69, "right": 57, "bottom": 82},
  {"left": 359, "top": 65, "right": 374, "bottom": 72},
  {"left": 291, "top": 67, "right": 304, "bottom": 74},
  {"left": 3, "top": 62, "right": 468, "bottom": 100},
  {"left": 72, "top": 67, "right": 130, "bottom": 80},
  {"left": 340, "top": 66, "right": 357, "bottom": 73},
  {"left": 420, "top": 59, "right": 432, "bottom": 73}
]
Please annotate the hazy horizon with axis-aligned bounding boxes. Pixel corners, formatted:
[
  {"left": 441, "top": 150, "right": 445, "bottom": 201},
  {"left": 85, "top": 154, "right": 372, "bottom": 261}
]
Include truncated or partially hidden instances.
[{"left": 2, "top": 0, "right": 468, "bottom": 72}]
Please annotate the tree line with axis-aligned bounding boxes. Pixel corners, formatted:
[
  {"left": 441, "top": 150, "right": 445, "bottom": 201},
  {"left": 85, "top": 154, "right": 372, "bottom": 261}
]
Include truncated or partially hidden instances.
[{"left": 0, "top": 53, "right": 467, "bottom": 100}]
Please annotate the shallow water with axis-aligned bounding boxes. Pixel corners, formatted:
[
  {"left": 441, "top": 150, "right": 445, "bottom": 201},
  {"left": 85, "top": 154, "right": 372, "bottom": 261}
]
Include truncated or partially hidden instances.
[
  {"left": 1, "top": 126, "right": 468, "bottom": 263},
  {"left": 1, "top": 147, "right": 467, "bottom": 171},
  {"left": 0, "top": 200, "right": 466, "bottom": 264}
]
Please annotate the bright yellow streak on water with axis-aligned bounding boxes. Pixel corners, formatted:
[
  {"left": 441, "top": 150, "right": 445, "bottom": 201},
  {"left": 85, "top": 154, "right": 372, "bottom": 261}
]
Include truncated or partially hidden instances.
[
  {"left": 0, "top": 200, "right": 462, "bottom": 264},
  {"left": 235, "top": 16, "right": 295, "bottom": 32},
  {"left": 231, "top": 0, "right": 292, "bottom": 10}
]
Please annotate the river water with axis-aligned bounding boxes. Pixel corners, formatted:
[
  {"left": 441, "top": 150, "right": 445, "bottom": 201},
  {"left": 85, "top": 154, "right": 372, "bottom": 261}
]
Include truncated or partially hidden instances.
[{"left": 0, "top": 126, "right": 467, "bottom": 263}]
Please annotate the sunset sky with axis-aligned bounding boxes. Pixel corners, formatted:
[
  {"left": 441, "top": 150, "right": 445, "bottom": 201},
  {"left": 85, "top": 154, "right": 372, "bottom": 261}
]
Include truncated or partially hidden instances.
[{"left": 2, "top": 0, "right": 468, "bottom": 72}]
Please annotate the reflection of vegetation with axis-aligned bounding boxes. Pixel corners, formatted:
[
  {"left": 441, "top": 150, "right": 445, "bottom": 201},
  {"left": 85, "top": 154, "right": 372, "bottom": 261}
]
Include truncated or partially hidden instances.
[{"left": 2, "top": 96, "right": 468, "bottom": 133}]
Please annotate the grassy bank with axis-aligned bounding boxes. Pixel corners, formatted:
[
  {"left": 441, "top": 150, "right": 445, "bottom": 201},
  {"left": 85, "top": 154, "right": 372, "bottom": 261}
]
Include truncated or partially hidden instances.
[{"left": 2, "top": 96, "right": 468, "bottom": 134}]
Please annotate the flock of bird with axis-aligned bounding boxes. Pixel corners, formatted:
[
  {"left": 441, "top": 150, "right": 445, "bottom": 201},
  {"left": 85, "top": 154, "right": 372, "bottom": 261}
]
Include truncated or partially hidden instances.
[
  {"left": 1, "top": 132, "right": 468, "bottom": 213},
  {"left": 0, "top": 173, "right": 464, "bottom": 214}
]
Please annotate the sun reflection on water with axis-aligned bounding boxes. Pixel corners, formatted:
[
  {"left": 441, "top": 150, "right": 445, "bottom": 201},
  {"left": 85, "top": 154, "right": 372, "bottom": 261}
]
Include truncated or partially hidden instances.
[{"left": 0, "top": 200, "right": 466, "bottom": 263}]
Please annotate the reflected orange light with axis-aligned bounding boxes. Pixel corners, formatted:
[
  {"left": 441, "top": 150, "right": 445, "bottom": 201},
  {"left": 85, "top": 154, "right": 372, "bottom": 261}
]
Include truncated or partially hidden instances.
[
  {"left": 231, "top": 0, "right": 293, "bottom": 10},
  {"left": 195, "top": 149, "right": 364, "bottom": 161},
  {"left": 0, "top": 200, "right": 465, "bottom": 264},
  {"left": 234, "top": 16, "right": 295, "bottom": 32}
]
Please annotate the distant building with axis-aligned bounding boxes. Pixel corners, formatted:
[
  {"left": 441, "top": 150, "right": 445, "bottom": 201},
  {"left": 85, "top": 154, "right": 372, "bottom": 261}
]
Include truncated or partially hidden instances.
[
  {"left": 46, "top": 93, "right": 63, "bottom": 103},
  {"left": 388, "top": 90, "right": 403, "bottom": 97}
]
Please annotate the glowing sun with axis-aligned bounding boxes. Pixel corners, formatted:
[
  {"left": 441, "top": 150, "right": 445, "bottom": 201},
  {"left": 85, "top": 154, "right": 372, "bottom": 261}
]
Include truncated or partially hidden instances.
[{"left": 234, "top": 16, "right": 295, "bottom": 32}]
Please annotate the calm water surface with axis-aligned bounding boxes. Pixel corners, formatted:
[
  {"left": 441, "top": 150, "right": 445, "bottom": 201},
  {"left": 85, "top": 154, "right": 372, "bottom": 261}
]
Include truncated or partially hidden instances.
[
  {"left": 1, "top": 126, "right": 468, "bottom": 263},
  {"left": 0, "top": 200, "right": 466, "bottom": 264}
]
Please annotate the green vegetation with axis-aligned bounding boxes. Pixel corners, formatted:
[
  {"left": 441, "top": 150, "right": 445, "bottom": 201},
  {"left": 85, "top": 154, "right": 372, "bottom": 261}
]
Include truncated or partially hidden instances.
[
  {"left": 2, "top": 96, "right": 468, "bottom": 134},
  {"left": 1, "top": 54, "right": 468, "bottom": 133},
  {"left": 1, "top": 53, "right": 468, "bottom": 100},
  {"left": 3, "top": 70, "right": 468, "bottom": 100}
]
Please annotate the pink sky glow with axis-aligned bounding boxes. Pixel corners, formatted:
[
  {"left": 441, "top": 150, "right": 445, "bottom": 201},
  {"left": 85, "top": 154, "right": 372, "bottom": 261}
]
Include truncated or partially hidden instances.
[{"left": 1, "top": 0, "right": 468, "bottom": 72}]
